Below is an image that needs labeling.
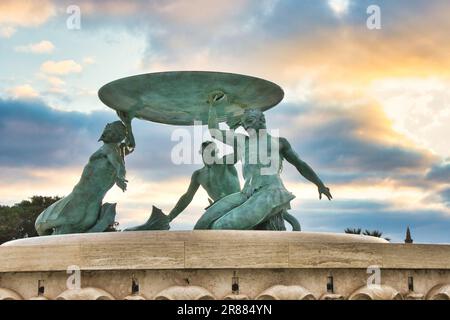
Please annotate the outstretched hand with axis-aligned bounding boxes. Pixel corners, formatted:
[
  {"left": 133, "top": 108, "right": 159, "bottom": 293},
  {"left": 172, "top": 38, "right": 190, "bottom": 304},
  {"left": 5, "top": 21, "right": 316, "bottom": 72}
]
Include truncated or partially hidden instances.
[
  {"left": 117, "top": 111, "right": 136, "bottom": 150},
  {"left": 208, "top": 91, "right": 226, "bottom": 106},
  {"left": 318, "top": 184, "right": 332, "bottom": 200}
]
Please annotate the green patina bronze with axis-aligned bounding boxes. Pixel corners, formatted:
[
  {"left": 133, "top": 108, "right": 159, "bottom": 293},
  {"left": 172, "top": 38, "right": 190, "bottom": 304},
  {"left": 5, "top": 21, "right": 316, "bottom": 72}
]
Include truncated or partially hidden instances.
[
  {"left": 98, "top": 71, "right": 284, "bottom": 126},
  {"left": 35, "top": 113, "right": 135, "bottom": 235},
  {"left": 124, "top": 140, "right": 241, "bottom": 231},
  {"left": 192, "top": 103, "right": 332, "bottom": 230},
  {"left": 35, "top": 71, "right": 329, "bottom": 235},
  {"left": 126, "top": 139, "right": 301, "bottom": 231}
]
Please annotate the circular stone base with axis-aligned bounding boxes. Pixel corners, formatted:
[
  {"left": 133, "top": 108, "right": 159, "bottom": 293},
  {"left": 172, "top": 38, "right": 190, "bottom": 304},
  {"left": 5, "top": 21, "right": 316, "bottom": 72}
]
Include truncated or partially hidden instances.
[
  {"left": 2, "top": 230, "right": 388, "bottom": 247},
  {"left": 0, "top": 230, "right": 388, "bottom": 271},
  {"left": 1, "top": 231, "right": 449, "bottom": 300}
]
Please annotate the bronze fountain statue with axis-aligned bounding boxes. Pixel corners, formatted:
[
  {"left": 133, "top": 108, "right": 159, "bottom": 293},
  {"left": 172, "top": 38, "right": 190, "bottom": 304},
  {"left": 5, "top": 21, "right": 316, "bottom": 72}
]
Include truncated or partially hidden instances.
[
  {"left": 35, "top": 112, "right": 134, "bottom": 235},
  {"left": 35, "top": 71, "right": 331, "bottom": 235}
]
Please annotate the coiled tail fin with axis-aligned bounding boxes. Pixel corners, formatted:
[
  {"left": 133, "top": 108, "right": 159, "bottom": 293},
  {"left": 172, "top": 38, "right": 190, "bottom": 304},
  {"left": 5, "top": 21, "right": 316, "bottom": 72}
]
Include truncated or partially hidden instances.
[
  {"left": 283, "top": 212, "right": 301, "bottom": 231},
  {"left": 123, "top": 206, "right": 170, "bottom": 231}
]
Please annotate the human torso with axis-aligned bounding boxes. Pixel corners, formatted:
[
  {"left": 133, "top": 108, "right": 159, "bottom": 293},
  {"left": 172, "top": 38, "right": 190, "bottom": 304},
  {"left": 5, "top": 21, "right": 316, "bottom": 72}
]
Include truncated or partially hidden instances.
[
  {"left": 241, "top": 132, "right": 284, "bottom": 191},
  {"left": 72, "top": 145, "right": 119, "bottom": 198},
  {"left": 197, "top": 164, "right": 241, "bottom": 201}
]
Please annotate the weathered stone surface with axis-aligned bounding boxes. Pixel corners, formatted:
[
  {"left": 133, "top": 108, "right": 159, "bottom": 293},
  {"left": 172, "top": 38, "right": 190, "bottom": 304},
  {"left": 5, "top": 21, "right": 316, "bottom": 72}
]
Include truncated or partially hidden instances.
[{"left": 0, "top": 231, "right": 392, "bottom": 271}]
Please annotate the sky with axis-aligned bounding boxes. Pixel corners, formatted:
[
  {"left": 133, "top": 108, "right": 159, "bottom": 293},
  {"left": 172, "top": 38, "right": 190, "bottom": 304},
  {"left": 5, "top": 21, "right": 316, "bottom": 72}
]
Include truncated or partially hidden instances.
[{"left": 1, "top": 0, "right": 450, "bottom": 243}]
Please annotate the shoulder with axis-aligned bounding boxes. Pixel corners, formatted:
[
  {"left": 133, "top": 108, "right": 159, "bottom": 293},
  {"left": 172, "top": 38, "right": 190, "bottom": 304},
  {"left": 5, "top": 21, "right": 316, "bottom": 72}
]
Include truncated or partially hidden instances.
[{"left": 192, "top": 169, "right": 202, "bottom": 181}]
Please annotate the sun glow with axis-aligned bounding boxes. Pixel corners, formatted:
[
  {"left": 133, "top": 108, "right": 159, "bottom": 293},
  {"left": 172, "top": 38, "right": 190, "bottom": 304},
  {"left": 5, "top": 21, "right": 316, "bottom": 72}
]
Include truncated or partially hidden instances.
[{"left": 328, "top": 0, "right": 350, "bottom": 16}]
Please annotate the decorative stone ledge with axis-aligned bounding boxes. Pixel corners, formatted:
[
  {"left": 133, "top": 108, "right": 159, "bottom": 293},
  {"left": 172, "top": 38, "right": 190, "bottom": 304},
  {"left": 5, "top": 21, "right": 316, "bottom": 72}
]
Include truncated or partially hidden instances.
[{"left": 1, "top": 230, "right": 449, "bottom": 272}]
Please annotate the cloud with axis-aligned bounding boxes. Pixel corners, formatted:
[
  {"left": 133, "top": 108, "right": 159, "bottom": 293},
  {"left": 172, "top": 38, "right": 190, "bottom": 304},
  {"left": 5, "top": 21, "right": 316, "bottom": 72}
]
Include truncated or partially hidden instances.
[
  {"left": 369, "top": 77, "right": 450, "bottom": 158},
  {"left": 0, "top": 0, "right": 55, "bottom": 28},
  {"left": 82, "top": 57, "right": 95, "bottom": 65},
  {"left": 69, "top": 0, "right": 252, "bottom": 23},
  {"left": 426, "top": 161, "right": 450, "bottom": 183},
  {"left": 439, "top": 188, "right": 450, "bottom": 207},
  {"left": 0, "top": 98, "right": 196, "bottom": 179},
  {"left": 6, "top": 84, "right": 39, "bottom": 99},
  {"left": 0, "top": 26, "right": 15, "bottom": 38},
  {"left": 273, "top": 103, "right": 437, "bottom": 179},
  {"left": 15, "top": 40, "right": 55, "bottom": 54},
  {"left": 152, "top": 0, "right": 252, "bottom": 25},
  {"left": 68, "top": 0, "right": 140, "bottom": 16},
  {"left": 39, "top": 75, "right": 66, "bottom": 94},
  {"left": 40, "top": 60, "right": 83, "bottom": 75},
  {"left": 44, "top": 75, "right": 67, "bottom": 94},
  {"left": 63, "top": 0, "right": 275, "bottom": 71},
  {"left": 295, "top": 199, "right": 450, "bottom": 243},
  {"left": 46, "top": 76, "right": 65, "bottom": 87},
  {"left": 0, "top": 98, "right": 112, "bottom": 167},
  {"left": 46, "top": 0, "right": 450, "bottom": 84}
]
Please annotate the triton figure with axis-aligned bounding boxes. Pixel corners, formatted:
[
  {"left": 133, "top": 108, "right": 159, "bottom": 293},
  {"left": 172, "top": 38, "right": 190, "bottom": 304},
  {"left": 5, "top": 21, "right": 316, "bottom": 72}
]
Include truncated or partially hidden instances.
[
  {"left": 194, "top": 103, "right": 332, "bottom": 230},
  {"left": 35, "top": 112, "right": 135, "bottom": 235}
]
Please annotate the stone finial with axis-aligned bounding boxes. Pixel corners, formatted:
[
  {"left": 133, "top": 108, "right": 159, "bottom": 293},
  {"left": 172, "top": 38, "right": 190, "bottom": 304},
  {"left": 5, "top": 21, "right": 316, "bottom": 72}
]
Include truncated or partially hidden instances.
[{"left": 405, "top": 226, "right": 413, "bottom": 244}]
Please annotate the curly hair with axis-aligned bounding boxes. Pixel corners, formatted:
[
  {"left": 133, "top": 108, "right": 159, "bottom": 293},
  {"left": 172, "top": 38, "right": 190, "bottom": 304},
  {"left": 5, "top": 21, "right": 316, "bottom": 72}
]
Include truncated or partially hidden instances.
[
  {"left": 242, "top": 108, "right": 266, "bottom": 128},
  {"left": 99, "top": 121, "right": 127, "bottom": 143}
]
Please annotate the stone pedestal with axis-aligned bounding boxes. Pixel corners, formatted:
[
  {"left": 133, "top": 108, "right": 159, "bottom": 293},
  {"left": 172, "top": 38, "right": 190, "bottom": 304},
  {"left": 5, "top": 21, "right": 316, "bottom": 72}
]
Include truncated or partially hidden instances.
[{"left": 0, "top": 231, "right": 449, "bottom": 300}]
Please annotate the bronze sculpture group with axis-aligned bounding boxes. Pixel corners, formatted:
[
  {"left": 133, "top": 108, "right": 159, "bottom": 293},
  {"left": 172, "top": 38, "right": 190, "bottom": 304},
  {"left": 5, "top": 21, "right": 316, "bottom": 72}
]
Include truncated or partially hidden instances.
[{"left": 35, "top": 71, "right": 332, "bottom": 235}]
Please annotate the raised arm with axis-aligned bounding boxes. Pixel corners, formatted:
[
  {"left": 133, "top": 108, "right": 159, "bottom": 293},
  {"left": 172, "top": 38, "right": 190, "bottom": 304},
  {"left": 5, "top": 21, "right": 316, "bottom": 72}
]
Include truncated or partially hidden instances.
[
  {"left": 208, "top": 104, "right": 231, "bottom": 145},
  {"left": 168, "top": 171, "right": 201, "bottom": 222},
  {"left": 280, "top": 137, "right": 332, "bottom": 200},
  {"left": 124, "top": 121, "right": 135, "bottom": 156},
  {"left": 117, "top": 111, "right": 135, "bottom": 156},
  {"left": 208, "top": 101, "right": 247, "bottom": 150}
]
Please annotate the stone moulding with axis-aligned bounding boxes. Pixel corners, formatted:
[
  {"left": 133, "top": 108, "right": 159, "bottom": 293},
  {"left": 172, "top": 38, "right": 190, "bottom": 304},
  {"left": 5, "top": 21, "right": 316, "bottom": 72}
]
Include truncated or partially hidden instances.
[
  {"left": 1, "top": 284, "right": 450, "bottom": 300},
  {"left": 320, "top": 293, "right": 345, "bottom": 300},
  {"left": 0, "top": 288, "right": 23, "bottom": 300},
  {"left": 223, "top": 294, "right": 250, "bottom": 300},
  {"left": 426, "top": 284, "right": 450, "bottom": 300},
  {"left": 154, "top": 286, "right": 215, "bottom": 300},
  {"left": 405, "top": 292, "right": 425, "bottom": 300},
  {"left": 29, "top": 296, "right": 49, "bottom": 300},
  {"left": 348, "top": 285, "right": 403, "bottom": 300},
  {"left": 56, "top": 288, "right": 115, "bottom": 300},
  {"left": 124, "top": 294, "right": 147, "bottom": 300},
  {"left": 256, "top": 285, "right": 315, "bottom": 300}
]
